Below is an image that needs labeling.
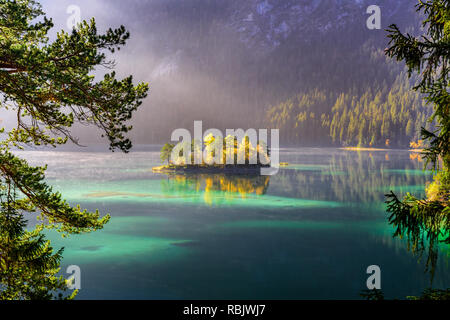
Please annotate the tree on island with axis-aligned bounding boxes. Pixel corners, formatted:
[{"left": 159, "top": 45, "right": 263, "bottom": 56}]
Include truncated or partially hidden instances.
[
  {"left": 0, "top": 0, "right": 148, "bottom": 298},
  {"left": 160, "top": 134, "right": 270, "bottom": 167},
  {"left": 160, "top": 143, "right": 175, "bottom": 165}
]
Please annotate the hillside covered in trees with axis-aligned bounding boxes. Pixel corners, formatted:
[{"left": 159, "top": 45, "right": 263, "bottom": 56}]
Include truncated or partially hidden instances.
[
  {"left": 82, "top": 0, "right": 423, "bottom": 147},
  {"left": 45, "top": 0, "right": 428, "bottom": 149},
  {"left": 265, "top": 62, "right": 434, "bottom": 148}
]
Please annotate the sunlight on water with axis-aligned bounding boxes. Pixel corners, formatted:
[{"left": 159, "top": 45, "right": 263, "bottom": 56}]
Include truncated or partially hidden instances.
[
  {"left": 47, "top": 176, "right": 342, "bottom": 209},
  {"left": 382, "top": 169, "right": 434, "bottom": 176},
  {"left": 279, "top": 164, "right": 329, "bottom": 171},
  {"left": 14, "top": 148, "right": 449, "bottom": 299},
  {"left": 219, "top": 220, "right": 347, "bottom": 230},
  {"left": 47, "top": 231, "right": 191, "bottom": 264},
  {"left": 44, "top": 216, "right": 192, "bottom": 264}
]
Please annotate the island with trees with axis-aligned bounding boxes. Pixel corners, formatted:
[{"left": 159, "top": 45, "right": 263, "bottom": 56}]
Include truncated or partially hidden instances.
[{"left": 154, "top": 133, "right": 272, "bottom": 174}]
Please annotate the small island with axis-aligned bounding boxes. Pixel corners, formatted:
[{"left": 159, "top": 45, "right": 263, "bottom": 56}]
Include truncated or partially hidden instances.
[{"left": 153, "top": 134, "right": 271, "bottom": 174}]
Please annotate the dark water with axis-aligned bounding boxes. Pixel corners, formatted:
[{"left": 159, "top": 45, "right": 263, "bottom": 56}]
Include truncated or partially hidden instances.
[{"left": 17, "top": 147, "right": 450, "bottom": 299}]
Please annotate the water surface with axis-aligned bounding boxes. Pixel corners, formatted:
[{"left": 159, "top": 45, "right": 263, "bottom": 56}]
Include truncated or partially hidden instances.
[{"left": 17, "top": 147, "right": 449, "bottom": 299}]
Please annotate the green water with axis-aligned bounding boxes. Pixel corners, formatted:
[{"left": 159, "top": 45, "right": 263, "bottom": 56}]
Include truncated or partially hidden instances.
[{"left": 17, "top": 147, "right": 449, "bottom": 299}]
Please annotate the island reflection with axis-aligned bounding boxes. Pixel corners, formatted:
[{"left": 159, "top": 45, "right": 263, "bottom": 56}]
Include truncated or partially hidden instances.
[{"left": 160, "top": 174, "right": 270, "bottom": 206}]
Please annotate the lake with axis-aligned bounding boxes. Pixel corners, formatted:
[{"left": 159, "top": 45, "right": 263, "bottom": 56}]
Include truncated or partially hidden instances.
[{"left": 17, "top": 147, "right": 450, "bottom": 299}]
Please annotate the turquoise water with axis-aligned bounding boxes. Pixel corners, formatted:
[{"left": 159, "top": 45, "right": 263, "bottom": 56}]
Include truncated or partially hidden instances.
[{"left": 17, "top": 147, "right": 449, "bottom": 299}]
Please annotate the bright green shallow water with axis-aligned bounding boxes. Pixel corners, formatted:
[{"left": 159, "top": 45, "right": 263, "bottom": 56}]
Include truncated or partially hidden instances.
[{"left": 18, "top": 147, "right": 449, "bottom": 299}]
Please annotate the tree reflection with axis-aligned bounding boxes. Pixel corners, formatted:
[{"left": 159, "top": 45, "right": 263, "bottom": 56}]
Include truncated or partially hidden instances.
[
  {"left": 271, "top": 152, "right": 431, "bottom": 204},
  {"left": 386, "top": 191, "right": 450, "bottom": 282},
  {"left": 161, "top": 174, "right": 270, "bottom": 206}
]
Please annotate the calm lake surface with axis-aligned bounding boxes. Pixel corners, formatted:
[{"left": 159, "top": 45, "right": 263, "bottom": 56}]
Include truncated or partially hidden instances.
[{"left": 17, "top": 147, "right": 450, "bottom": 299}]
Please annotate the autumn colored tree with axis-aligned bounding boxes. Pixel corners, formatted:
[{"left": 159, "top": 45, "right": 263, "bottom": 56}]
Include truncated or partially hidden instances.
[
  {"left": 385, "top": 0, "right": 449, "bottom": 286},
  {"left": 160, "top": 143, "right": 175, "bottom": 165}
]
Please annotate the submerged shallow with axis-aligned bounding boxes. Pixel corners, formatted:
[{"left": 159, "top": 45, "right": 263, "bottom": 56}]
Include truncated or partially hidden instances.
[{"left": 17, "top": 147, "right": 449, "bottom": 299}]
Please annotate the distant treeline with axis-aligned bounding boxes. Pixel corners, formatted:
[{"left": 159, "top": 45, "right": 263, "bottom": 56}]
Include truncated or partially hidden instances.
[{"left": 265, "top": 71, "right": 434, "bottom": 148}]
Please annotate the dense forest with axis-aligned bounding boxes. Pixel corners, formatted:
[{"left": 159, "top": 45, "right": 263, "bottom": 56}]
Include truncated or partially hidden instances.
[
  {"left": 265, "top": 65, "right": 434, "bottom": 148},
  {"left": 55, "top": 0, "right": 428, "bottom": 149},
  {"left": 99, "top": 0, "right": 424, "bottom": 147}
]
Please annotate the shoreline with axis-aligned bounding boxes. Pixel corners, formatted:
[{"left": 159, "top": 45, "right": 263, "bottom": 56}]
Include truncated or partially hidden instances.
[
  {"left": 341, "top": 147, "right": 424, "bottom": 152},
  {"left": 152, "top": 164, "right": 270, "bottom": 175}
]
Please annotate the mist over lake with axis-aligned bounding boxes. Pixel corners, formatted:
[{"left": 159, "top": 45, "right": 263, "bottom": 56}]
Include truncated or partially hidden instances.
[
  {"left": 16, "top": 147, "right": 448, "bottom": 299},
  {"left": 1, "top": 0, "right": 449, "bottom": 306}
]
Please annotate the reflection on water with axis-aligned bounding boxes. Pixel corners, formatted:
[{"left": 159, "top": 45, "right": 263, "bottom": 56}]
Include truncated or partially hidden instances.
[
  {"left": 274, "top": 152, "right": 432, "bottom": 204},
  {"left": 409, "top": 153, "right": 423, "bottom": 162},
  {"left": 386, "top": 190, "right": 450, "bottom": 283},
  {"left": 161, "top": 174, "right": 270, "bottom": 206},
  {"left": 151, "top": 151, "right": 432, "bottom": 209},
  {"left": 360, "top": 190, "right": 450, "bottom": 299},
  {"left": 9, "top": 148, "right": 449, "bottom": 299}
]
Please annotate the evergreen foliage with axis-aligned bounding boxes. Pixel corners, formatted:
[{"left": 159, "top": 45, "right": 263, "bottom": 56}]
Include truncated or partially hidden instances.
[
  {"left": 265, "top": 72, "right": 435, "bottom": 147},
  {"left": 0, "top": 0, "right": 148, "bottom": 298},
  {"left": 0, "top": 180, "right": 75, "bottom": 300},
  {"left": 383, "top": 0, "right": 449, "bottom": 296}
]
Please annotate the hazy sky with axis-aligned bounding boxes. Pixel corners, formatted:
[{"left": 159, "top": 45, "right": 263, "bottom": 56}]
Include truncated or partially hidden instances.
[
  {"left": 2, "top": 1, "right": 158, "bottom": 146},
  {"left": 3, "top": 0, "right": 247, "bottom": 146},
  {"left": 1, "top": 1, "right": 416, "bottom": 148}
]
